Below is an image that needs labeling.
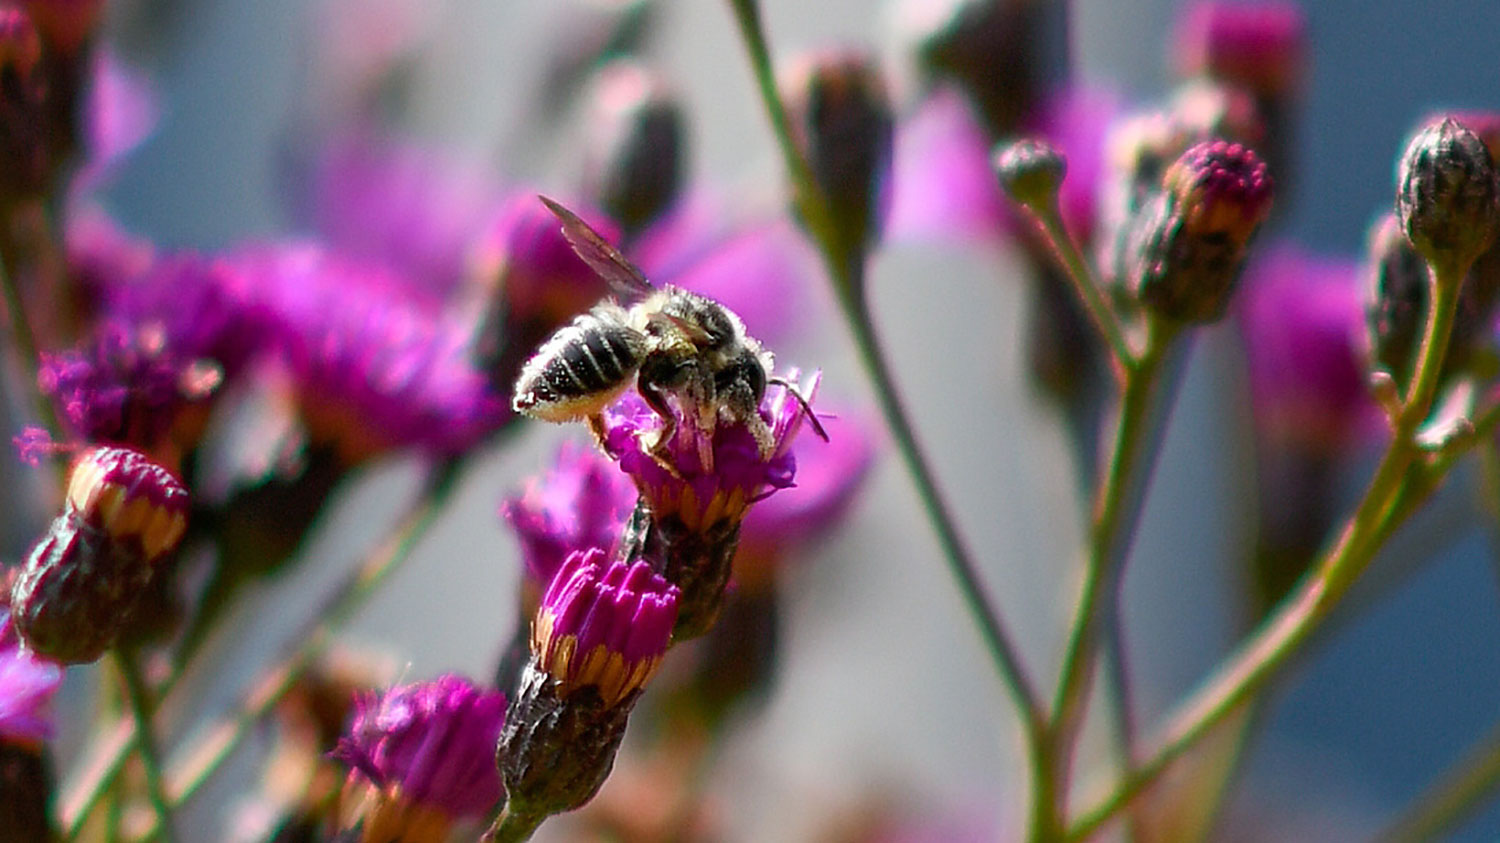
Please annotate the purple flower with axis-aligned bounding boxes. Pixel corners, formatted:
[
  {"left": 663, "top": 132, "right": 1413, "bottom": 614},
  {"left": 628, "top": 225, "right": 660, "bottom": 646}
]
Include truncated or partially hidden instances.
[
  {"left": 301, "top": 128, "right": 504, "bottom": 301},
  {"left": 500, "top": 442, "right": 637, "bottom": 589},
  {"left": 599, "top": 370, "right": 821, "bottom": 534},
  {"left": 736, "top": 407, "right": 877, "bottom": 586},
  {"left": 533, "top": 548, "right": 679, "bottom": 707},
  {"left": 333, "top": 674, "right": 506, "bottom": 823},
  {"left": 39, "top": 320, "right": 224, "bottom": 461},
  {"left": 1173, "top": 1, "right": 1307, "bottom": 98},
  {"left": 241, "top": 243, "right": 506, "bottom": 463},
  {"left": 0, "top": 609, "right": 62, "bottom": 746},
  {"left": 1237, "top": 242, "right": 1380, "bottom": 452}
]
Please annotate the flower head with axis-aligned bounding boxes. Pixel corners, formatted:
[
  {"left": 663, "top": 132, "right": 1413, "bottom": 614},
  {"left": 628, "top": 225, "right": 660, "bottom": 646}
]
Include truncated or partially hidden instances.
[
  {"left": 1238, "top": 243, "right": 1379, "bottom": 453},
  {"left": 581, "top": 60, "right": 686, "bottom": 237},
  {"left": 1173, "top": 1, "right": 1307, "bottom": 99},
  {"left": 600, "top": 371, "right": 819, "bottom": 535},
  {"left": 500, "top": 443, "right": 636, "bottom": 589},
  {"left": 244, "top": 243, "right": 507, "bottom": 463},
  {"left": 0, "top": 609, "right": 62, "bottom": 746},
  {"left": 333, "top": 674, "right": 507, "bottom": 831},
  {"left": 532, "top": 548, "right": 679, "bottom": 708}
]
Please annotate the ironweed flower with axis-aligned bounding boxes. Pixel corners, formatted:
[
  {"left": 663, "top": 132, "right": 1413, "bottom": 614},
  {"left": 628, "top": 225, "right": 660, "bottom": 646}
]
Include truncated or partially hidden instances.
[
  {"left": 244, "top": 243, "right": 507, "bottom": 464},
  {"left": 499, "top": 549, "right": 678, "bottom": 820},
  {"left": 1173, "top": 1, "right": 1306, "bottom": 100},
  {"left": 333, "top": 674, "right": 507, "bottom": 842},
  {"left": 600, "top": 371, "right": 819, "bottom": 637},
  {"left": 9, "top": 446, "right": 189, "bottom": 663}
]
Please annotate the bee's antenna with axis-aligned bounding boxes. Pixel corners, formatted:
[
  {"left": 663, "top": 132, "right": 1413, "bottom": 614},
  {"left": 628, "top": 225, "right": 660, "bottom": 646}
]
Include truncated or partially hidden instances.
[{"left": 769, "top": 376, "right": 830, "bottom": 442}]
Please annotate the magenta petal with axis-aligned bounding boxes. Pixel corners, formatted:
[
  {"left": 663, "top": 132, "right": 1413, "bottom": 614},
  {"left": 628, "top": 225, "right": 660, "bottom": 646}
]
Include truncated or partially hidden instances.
[{"left": 887, "top": 87, "right": 1007, "bottom": 244}]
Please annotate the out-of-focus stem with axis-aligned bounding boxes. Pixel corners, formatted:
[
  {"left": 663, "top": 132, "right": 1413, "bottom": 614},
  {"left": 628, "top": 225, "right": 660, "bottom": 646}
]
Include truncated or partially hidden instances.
[
  {"left": 723, "top": 0, "right": 1044, "bottom": 726},
  {"left": 115, "top": 649, "right": 177, "bottom": 843},
  {"left": 1066, "top": 255, "right": 1468, "bottom": 842},
  {"left": 1376, "top": 716, "right": 1500, "bottom": 843},
  {"left": 1040, "top": 317, "right": 1181, "bottom": 841},
  {"left": 1026, "top": 204, "right": 1134, "bottom": 380},
  {"left": 0, "top": 212, "right": 63, "bottom": 440}
]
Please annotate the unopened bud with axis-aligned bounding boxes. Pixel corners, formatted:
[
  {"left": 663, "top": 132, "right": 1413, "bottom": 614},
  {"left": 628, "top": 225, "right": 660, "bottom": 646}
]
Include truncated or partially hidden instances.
[
  {"left": 0, "top": 742, "right": 55, "bottom": 843},
  {"left": 1128, "top": 140, "right": 1272, "bottom": 323},
  {"left": 912, "top": 0, "right": 1045, "bottom": 138},
  {"left": 583, "top": 61, "right": 685, "bottom": 236},
  {"left": 497, "top": 550, "right": 677, "bottom": 818},
  {"left": 1364, "top": 213, "right": 1429, "bottom": 384},
  {"left": 9, "top": 447, "right": 189, "bottom": 663},
  {"left": 19, "top": 0, "right": 102, "bottom": 55},
  {"left": 0, "top": 4, "right": 48, "bottom": 203},
  {"left": 1396, "top": 116, "right": 1500, "bottom": 273},
  {"left": 993, "top": 137, "right": 1065, "bottom": 213},
  {"left": 783, "top": 50, "right": 894, "bottom": 264}
]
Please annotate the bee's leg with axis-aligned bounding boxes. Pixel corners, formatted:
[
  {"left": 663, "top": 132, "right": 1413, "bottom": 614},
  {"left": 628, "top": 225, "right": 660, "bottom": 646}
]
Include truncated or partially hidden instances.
[
  {"left": 769, "top": 376, "right": 829, "bottom": 442},
  {"left": 636, "top": 378, "right": 682, "bottom": 478},
  {"left": 586, "top": 413, "right": 610, "bottom": 453},
  {"left": 719, "top": 378, "right": 774, "bottom": 459}
]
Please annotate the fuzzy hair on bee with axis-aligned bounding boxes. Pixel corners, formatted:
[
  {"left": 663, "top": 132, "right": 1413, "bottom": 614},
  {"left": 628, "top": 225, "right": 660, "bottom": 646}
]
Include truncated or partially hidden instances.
[{"left": 511, "top": 197, "right": 826, "bottom": 471}]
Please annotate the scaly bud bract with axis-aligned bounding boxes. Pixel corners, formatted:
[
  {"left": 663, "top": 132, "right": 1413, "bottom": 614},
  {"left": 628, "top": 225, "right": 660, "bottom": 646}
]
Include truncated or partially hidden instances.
[{"left": 1396, "top": 116, "right": 1500, "bottom": 273}]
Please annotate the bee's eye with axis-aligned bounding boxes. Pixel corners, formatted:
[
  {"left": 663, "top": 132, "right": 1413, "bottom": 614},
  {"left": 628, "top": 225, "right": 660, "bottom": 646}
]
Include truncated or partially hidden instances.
[{"left": 701, "top": 308, "right": 736, "bottom": 349}]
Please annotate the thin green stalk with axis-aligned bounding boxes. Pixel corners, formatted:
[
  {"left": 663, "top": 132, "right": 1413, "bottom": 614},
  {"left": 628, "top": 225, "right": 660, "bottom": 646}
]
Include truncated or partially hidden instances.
[
  {"left": 1038, "top": 319, "right": 1182, "bottom": 840},
  {"left": 1029, "top": 205, "right": 1134, "bottom": 378},
  {"left": 1377, "top": 717, "right": 1500, "bottom": 843},
  {"left": 484, "top": 805, "right": 546, "bottom": 843},
  {"left": 1066, "top": 258, "right": 1468, "bottom": 841},
  {"left": 64, "top": 460, "right": 461, "bottom": 840},
  {"left": 723, "top": 0, "right": 1043, "bottom": 724},
  {"left": 114, "top": 650, "right": 177, "bottom": 843}
]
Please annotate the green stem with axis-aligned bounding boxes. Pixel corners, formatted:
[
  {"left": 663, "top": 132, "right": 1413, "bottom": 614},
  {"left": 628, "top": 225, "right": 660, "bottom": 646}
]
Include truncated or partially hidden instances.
[
  {"left": 1028, "top": 203, "right": 1135, "bottom": 377},
  {"left": 723, "top": 0, "right": 1043, "bottom": 724},
  {"left": 484, "top": 804, "right": 546, "bottom": 843},
  {"left": 62, "top": 460, "right": 461, "bottom": 840},
  {"left": 114, "top": 650, "right": 177, "bottom": 843},
  {"left": 1039, "top": 319, "right": 1181, "bottom": 839},
  {"left": 1065, "top": 257, "right": 1468, "bottom": 841},
  {"left": 841, "top": 262, "right": 1044, "bottom": 724},
  {"left": 1376, "top": 717, "right": 1500, "bottom": 843}
]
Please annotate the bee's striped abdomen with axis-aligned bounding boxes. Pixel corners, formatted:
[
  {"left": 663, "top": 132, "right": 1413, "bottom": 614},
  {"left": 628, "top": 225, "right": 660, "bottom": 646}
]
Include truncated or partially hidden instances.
[{"left": 512, "top": 307, "right": 646, "bottom": 422}]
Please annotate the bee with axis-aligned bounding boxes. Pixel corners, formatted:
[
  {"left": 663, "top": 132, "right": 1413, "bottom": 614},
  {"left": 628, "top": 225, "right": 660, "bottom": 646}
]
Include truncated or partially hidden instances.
[{"left": 512, "top": 196, "right": 826, "bottom": 471}]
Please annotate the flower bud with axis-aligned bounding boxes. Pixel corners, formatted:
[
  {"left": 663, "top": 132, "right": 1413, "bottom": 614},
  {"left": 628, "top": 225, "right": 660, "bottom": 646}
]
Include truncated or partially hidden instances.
[
  {"left": 1128, "top": 140, "right": 1272, "bottom": 323},
  {"left": 1396, "top": 116, "right": 1500, "bottom": 272},
  {"left": 1364, "top": 212, "right": 1429, "bottom": 384},
  {"left": 0, "top": 742, "right": 55, "bottom": 843},
  {"left": 498, "top": 550, "right": 677, "bottom": 819},
  {"left": 19, "top": 0, "right": 102, "bottom": 56},
  {"left": 782, "top": 50, "right": 894, "bottom": 265},
  {"left": 993, "top": 136, "right": 1065, "bottom": 213},
  {"left": 911, "top": 0, "right": 1047, "bottom": 139},
  {"left": 9, "top": 447, "right": 189, "bottom": 663},
  {"left": 582, "top": 61, "right": 686, "bottom": 237}
]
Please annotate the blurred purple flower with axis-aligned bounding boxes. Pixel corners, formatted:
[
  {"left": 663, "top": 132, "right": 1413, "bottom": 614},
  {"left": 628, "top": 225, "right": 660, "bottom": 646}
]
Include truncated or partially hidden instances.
[
  {"left": 0, "top": 609, "right": 62, "bottom": 746},
  {"left": 1237, "top": 242, "right": 1379, "bottom": 452},
  {"left": 333, "top": 673, "right": 506, "bottom": 823},
  {"left": 533, "top": 548, "right": 679, "bottom": 707},
  {"left": 600, "top": 371, "right": 820, "bottom": 535},
  {"left": 300, "top": 128, "right": 504, "bottom": 301},
  {"left": 1173, "top": 1, "right": 1306, "bottom": 99},
  {"left": 500, "top": 442, "right": 636, "bottom": 588},
  {"left": 240, "top": 242, "right": 506, "bottom": 464}
]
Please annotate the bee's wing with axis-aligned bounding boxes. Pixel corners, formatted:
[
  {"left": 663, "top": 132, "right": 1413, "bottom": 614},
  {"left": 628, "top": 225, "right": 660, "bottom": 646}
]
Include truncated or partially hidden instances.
[{"left": 539, "top": 195, "right": 655, "bottom": 300}]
